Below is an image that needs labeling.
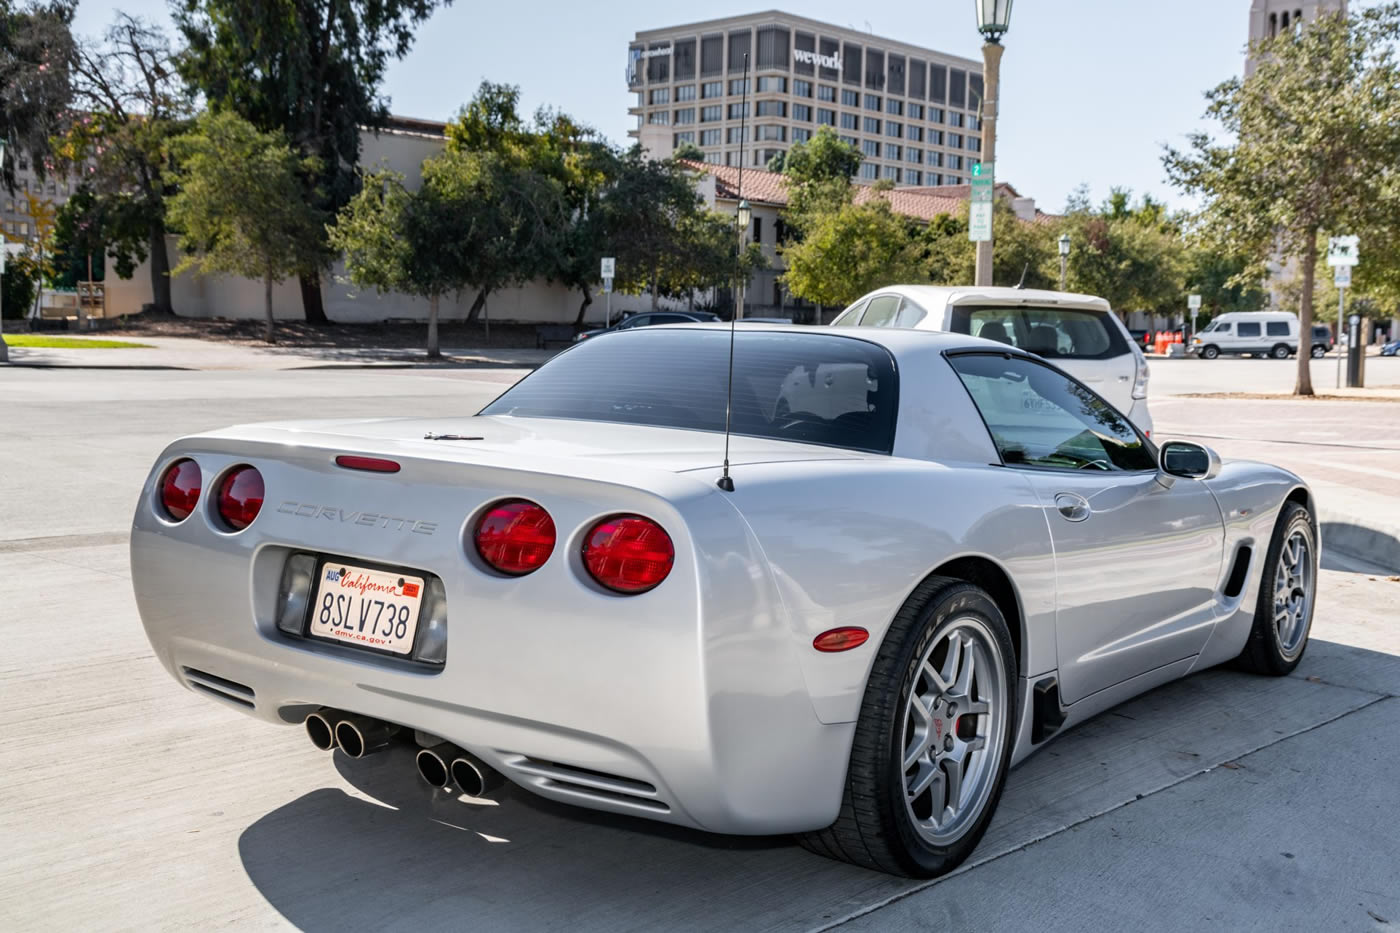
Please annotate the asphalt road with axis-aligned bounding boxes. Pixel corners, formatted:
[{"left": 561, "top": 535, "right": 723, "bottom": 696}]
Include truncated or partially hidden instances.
[{"left": 2, "top": 365, "right": 1397, "bottom": 932}]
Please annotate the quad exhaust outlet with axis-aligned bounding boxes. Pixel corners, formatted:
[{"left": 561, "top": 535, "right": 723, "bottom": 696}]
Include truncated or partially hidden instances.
[{"left": 415, "top": 742, "right": 504, "bottom": 797}]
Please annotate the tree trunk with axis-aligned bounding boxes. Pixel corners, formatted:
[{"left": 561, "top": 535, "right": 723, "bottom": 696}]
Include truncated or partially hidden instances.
[
  {"left": 466, "top": 288, "right": 488, "bottom": 323},
  {"left": 299, "top": 271, "right": 329, "bottom": 324},
  {"left": 1294, "top": 231, "right": 1317, "bottom": 396},
  {"left": 147, "top": 223, "right": 173, "bottom": 315},
  {"left": 263, "top": 271, "right": 275, "bottom": 344},
  {"left": 573, "top": 285, "right": 593, "bottom": 327},
  {"left": 426, "top": 293, "right": 441, "bottom": 358}
]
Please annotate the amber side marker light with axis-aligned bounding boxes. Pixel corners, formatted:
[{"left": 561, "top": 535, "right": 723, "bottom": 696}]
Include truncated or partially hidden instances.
[
  {"left": 335, "top": 455, "right": 401, "bottom": 473},
  {"left": 813, "top": 627, "right": 870, "bottom": 652}
]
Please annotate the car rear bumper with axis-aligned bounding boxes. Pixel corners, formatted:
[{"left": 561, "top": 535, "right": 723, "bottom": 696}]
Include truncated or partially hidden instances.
[{"left": 130, "top": 518, "right": 854, "bottom": 837}]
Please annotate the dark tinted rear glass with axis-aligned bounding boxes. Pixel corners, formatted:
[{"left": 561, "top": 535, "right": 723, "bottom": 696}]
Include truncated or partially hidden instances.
[
  {"left": 949, "top": 305, "right": 1129, "bottom": 360},
  {"left": 481, "top": 329, "right": 898, "bottom": 454}
]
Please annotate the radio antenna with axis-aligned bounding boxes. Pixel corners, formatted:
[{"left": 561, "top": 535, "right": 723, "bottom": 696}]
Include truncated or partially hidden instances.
[{"left": 717, "top": 52, "right": 750, "bottom": 493}]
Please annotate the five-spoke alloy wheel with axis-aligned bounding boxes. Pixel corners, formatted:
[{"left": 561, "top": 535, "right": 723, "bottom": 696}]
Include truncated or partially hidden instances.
[
  {"left": 1239, "top": 500, "right": 1317, "bottom": 675},
  {"left": 799, "top": 576, "right": 1016, "bottom": 877}
]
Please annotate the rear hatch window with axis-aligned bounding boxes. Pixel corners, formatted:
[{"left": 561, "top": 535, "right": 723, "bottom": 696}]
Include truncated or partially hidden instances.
[
  {"left": 949, "top": 305, "right": 1129, "bottom": 360},
  {"left": 481, "top": 329, "right": 899, "bottom": 454}
]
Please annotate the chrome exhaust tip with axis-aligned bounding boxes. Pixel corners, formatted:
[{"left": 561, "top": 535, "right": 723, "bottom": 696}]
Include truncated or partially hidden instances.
[
  {"left": 333, "top": 715, "right": 398, "bottom": 759},
  {"left": 450, "top": 751, "right": 505, "bottom": 798},
  {"left": 415, "top": 743, "right": 456, "bottom": 789},
  {"left": 304, "top": 709, "right": 342, "bottom": 751}
]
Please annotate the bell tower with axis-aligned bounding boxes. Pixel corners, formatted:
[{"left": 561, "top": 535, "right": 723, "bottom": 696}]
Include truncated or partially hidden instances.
[{"left": 1247, "top": 0, "right": 1348, "bottom": 75}]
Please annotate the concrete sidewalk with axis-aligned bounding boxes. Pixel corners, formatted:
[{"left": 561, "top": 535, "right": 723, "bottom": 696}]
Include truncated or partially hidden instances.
[{"left": 1, "top": 335, "right": 555, "bottom": 370}]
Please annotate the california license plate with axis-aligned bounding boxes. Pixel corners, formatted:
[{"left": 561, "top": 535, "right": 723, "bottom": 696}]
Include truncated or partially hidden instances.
[{"left": 308, "top": 562, "right": 424, "bottom": 656}]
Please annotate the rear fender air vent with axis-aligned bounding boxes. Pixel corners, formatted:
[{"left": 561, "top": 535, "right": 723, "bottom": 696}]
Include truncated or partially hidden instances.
[
  {"left": 499, "top": 755, "right": 670, "bottom": 813},
  {"left": 1223, "top": 545, "right": 1253, "bottom": 599},
  {"left": 181, "top": 667, "right": 255, "bottom": 709}
]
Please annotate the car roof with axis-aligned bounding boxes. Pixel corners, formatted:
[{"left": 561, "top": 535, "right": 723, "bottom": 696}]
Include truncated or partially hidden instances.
[
  {"left": 652, "top": 321, "right": 1029, "bottom": 357},
  {"left": 861, "top": 284, "right": 1113, "bottom": 313}
]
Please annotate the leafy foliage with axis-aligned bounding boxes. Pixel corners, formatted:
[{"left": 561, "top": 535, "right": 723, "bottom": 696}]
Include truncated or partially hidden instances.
[
  {"left": 781, "top": 127, "right": 862, "bottom": 227},
  {"left": 924, "top": 202, "right": 1057, "bottom": 291},
  {"left": 54, "top": 13, "right": 190, "bottom": 312},
  {"left": 175, "top": 0, "right": 448, "bottom": 321},
  {"left": 0, "top": 0, "right": 74, "bottom": 193},
  {"left": 167, "top": 111, "right": 325, "bottom": 342},
  {"left": 781, "top": 199, "right": 925, "bottom": 307},
  {"left": 1163, "top": 3, "right": 1400, "bottom": 393},
  {"left": 672, "top": 140, "right": 704, "bottom": 162},
  {"left": 1057, "top": 189, "right": 1186, "bottom": 316}
]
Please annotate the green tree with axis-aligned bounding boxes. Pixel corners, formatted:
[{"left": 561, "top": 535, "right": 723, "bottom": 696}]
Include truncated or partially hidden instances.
[
  {"left": 781, "top": 126, "right": 862, "bottom": 227},
  {"left": 330, "top": 167, "right": 456, "bottom": 356},
  {"left": 175, "top": 0, "right": 448, "bottom": 324},
  {"left": 0, "top": 0, "right": 74, "bottom": 193},
  {"left": 1057, "top": 188, "right": 1187, "bottom": 317},
  {"left": 924, "top": 202, "right": 1057, "bottom": 290},
  {"left": 55, "top": 14, "right": 190, "bottom": 314},
  {"left": 1182, "top": 243, "right": 1266, "bottom": 320},
  {"left": 1163, "top": 4, "right": 1400, "bottom": 394},
  {"left": 673, "top": 140, "right": 704, "bottom": 161},
  {"left": 781, "top": 199, "right": 925, "bottom": 306},
  {"left": 167, "top": 111, "right": 325, "bottom": 343}
]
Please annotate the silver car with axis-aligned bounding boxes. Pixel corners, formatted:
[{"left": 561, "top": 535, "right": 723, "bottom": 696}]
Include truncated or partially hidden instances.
[{"left": 130, "top": 325, "right": 1316, "bottom": 878}]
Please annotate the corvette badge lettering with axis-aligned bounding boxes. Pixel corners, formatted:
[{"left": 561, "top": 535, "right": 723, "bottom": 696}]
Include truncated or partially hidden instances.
[{"left": 277, "top": 500, "right": 437, "bottom": 535}]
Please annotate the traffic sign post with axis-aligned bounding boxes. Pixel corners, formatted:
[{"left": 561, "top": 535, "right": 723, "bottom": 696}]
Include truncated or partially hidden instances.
[
  {"left": 968, "top": 162, "right": 993, "bottom": 244},
  {"left": 1335, "top": 265, "right": 1351, "bottom": 388},
  {"left": 601, "top": 258, "right": 616, "bottom": 326},
  {"left": 1187, "top": 294, "right": 1201, "bottom": 344}
]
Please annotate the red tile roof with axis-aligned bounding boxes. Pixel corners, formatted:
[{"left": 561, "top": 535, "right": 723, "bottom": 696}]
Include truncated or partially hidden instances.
[{"left": 680, "top": 161, "right": 1051, "bottom": 225}]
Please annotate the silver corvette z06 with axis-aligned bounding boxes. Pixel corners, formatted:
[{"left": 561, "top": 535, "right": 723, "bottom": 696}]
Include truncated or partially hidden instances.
[{"left": 131, "top": 325, "right": 1318, "bottom": 878}]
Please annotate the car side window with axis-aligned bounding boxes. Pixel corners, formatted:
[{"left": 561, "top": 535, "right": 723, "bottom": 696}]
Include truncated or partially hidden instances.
[
  {"left": 859, "top": 295, "right": 902, "bottom": 327},
  {"left": 1216, "top": 323, "right": 1232, "bottom": 334},
  {"left": 895, "top": 298, "right": 928, "bottom": 328},
  {"left": 1237, "top": 322, "right": 1261, "bottom": 338},
  {"left": 948, "top": 353, "right": 1157, "bottom": 472},
  {"left": 831, "top": 299, "right": 868, "bottom": 327},
  {"left": 618, "top": 315, "right": 648, "bottom": 329},
  {"left": 1266, "top": 321, "right": 1290, "bottom": 337},
  {"left": 650, "top": 314, "right": 691, "bottom": 324}
]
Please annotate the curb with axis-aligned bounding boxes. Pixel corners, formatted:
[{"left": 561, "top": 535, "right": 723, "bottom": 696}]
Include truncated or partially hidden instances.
[{"left": 1320, "top": 510, "right": 1400, "bottom": 574}]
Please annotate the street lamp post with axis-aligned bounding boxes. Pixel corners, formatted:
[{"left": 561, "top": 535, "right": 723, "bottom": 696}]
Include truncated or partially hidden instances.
[
  {"left": 736, "top": 198, "right": 752, "bottom": 320},
  {"left": 1058, "top": 234, "right": 1070, "bottom": 291},
  {"left": 973, "top": 0, "right": 1012, "bottom": 287}
]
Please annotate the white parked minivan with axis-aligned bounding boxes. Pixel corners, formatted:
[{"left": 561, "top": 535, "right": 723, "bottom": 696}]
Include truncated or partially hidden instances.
[
  {"left": 1190, "top": 311, "right": 1300, "bottom": 359},
  {"left": 830, "top": 286, "right": 1153, "bottom": 434}
]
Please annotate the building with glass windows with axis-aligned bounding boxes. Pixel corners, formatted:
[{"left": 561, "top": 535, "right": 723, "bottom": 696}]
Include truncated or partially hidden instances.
[{"left": 627, "top": 12, "right": 985, "bottom": 187}]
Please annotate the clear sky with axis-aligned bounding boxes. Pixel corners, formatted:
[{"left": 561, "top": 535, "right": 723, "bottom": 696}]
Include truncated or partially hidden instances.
[{"left": 74, "top": 0, "right": 1286, "bottom": 213}]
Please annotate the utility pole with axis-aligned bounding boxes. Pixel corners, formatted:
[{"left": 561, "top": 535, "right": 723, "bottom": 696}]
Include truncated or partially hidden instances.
[{"left": 973, "top": 41, "right": 1002, "bottom": 287}]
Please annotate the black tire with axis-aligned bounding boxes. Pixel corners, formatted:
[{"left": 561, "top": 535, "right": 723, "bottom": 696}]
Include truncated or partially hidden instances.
[
  {"left": 1201, "top": 344, "right": 1220, "bottom": 360},
  {"left": 797, "top": 576, "right": 1017, "bottom": 877},
  {"left": 1270, "top": 344, "right": 1291, "bottom": 360},
  {"left": 1310, "top": 345, "right": 1326, "bottom": 359},
  {"left": 1237, "top": 501, "right": 1317, "bottom": 675}
]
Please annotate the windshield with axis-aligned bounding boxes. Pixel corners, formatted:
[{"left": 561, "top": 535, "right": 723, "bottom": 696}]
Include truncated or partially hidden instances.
[
  {"left": 480, "top": 329, "right": 899, "bottom": 454},
  {"left": 949, "top": 305, "right": 1129, "bottom": 360}
]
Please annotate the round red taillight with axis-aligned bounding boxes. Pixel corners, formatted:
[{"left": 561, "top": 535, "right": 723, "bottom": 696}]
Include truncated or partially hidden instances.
[
  {"left": 582, "top": 515, "right": 675, "bottom": 594},
  {"left": 159, "top": 458, "right": 202, "bottom": 522},
  {"left": 474, "top": 499, "right": 556, "bottom": 575},
  {"left": 217, "top": 466, "right": 264, "bottom": 531}
]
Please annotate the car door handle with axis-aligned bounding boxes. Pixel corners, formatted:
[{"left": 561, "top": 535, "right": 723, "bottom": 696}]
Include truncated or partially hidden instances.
[{"left": 1055, "top": 492, "right": 1091, "bottom": 522}]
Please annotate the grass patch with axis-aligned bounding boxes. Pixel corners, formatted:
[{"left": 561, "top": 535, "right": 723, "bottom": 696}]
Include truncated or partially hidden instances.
[{"left": 4, "top": 334, "right": 152, "bottom": 349}]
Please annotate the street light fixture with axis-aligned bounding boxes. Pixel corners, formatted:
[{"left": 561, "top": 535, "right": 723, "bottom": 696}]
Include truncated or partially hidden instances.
[
  {"left": 972, "top": 0, "right": 1012, "bottom": 287},
  {"left": 974, "top": 0, "right": 1014, "bottom": 42},
  {"left": 1058, "top": 234, "right": 1070, "bottom": 291}
]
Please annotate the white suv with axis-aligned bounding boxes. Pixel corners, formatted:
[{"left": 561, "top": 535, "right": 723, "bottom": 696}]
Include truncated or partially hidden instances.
[{"left": 831, "top": 286, "right": 1154, "bottom": 435}]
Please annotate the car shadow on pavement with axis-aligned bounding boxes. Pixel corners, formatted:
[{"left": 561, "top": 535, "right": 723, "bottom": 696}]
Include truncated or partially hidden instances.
[{"left": 236, "top": 612, "right": 1400, "bottom": 931}]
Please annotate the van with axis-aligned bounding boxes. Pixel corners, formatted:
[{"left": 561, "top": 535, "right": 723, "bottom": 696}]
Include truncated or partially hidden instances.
[{"left": 1190, "top": 311, "right": 1302, "bottom": 359}]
